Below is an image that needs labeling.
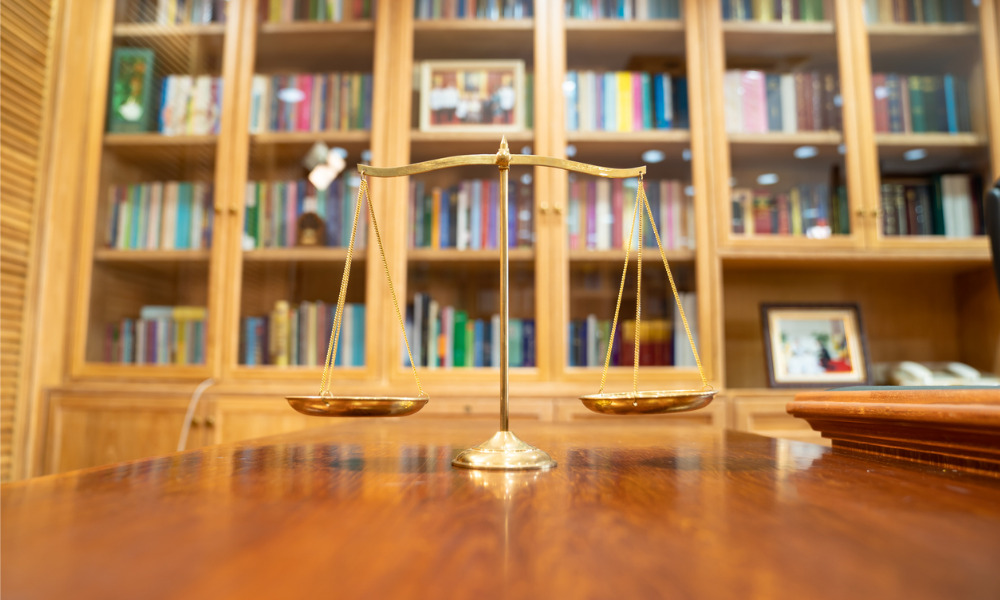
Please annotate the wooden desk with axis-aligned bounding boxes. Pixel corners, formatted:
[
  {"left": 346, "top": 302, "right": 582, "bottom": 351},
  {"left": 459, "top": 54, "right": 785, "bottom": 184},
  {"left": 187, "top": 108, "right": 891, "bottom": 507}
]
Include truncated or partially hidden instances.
[{"left": 4, "top": 418, "right": 1000, "bottom": 599}]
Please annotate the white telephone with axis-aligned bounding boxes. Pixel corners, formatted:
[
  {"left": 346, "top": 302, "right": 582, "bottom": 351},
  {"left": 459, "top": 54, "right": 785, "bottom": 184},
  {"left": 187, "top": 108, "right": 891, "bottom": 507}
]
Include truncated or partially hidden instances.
[{"left": 875, "top": 361, "right": 1000, "bottom": 386}]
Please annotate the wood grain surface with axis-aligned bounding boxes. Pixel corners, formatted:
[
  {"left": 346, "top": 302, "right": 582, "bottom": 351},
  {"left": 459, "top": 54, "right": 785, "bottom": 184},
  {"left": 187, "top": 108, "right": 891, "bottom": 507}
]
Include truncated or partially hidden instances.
[
  {"left": 788, "top": 388, "right": 1000, "bottom": 476},
  {"left": 4, "top": 418, "right": 1000, "bottom": 600}
]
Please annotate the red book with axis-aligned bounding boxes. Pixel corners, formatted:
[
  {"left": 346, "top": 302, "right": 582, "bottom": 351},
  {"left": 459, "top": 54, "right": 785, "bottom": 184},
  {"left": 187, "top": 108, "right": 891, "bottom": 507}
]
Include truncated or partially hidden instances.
[
  {"left": 611, "top": 179, "right": 623, "bottom": 248},
  {"left": 776, "top": 193, "right": 790, "bottom": 234},
  {"left": 872, "top": 73, "right": 889, "bottom": 133}
]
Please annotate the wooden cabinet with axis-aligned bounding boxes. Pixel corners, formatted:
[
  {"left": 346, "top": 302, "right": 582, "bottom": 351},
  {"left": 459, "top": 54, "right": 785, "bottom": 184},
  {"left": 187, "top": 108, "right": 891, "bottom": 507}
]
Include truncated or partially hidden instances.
[
  {"left": 32, "top": 0, "right": 1000, "bottom": 475},
  {"left": 725, "top": 390, "right": 827, "bottom": 444}
]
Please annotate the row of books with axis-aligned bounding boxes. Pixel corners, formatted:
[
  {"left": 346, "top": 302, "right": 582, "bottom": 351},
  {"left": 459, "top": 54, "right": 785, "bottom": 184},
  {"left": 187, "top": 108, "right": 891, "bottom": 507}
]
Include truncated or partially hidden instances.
[
  {"left": 248, "top": 73, "right": 373, "bottom": 133},
  {"left": 724, "top": 70, "right": 841, "bottom": 134},
  {"left": 159, "top": 75, "right": 223, "bottom": 135},
  {"left": 568, "top": 292, "right": 698, "bottom": 367},
  {"left": 567, "top": 177, "right": 696, "bottom": 251},
  {"left": 871, "top": 73, "right": 972, "bottom": 134},
  {"left": 259, "top": 0, "right": 374, "bottom": 22},
  {"left": 731, "top": 183, "right": 850, "bottom": 236},
  {"left": 405, "top": 293, "right": 536, "bottom": 368},
  {"left": 240, "top": 300, "right": 366, "bottom": 366},
  {"left": 107, "top": 181, "right": 214, "bottom": 250},
  {"left": 721, "top": 0, "right": 825, "bottom": 21},
  {"left": 862, "top": 0, "right": 967, "bottom": 24},
  {"left": 565, "top": 71, "right": 690, "bottom": 132},
  {"left": 879, "top": 174, "right": 984, "bottom": 237},
  {"left": 243, "top": 177, "right": 367, "bottom": 249},
  {"left": 415, "top": 0, "right": 534, "bottom": 18},
  {"left": 565, "top": 0, "right": 681, "bottom": 19},
  {"left": 104, "top": 306, "right": 207, "bottom": 365},
  {"left": 119, "top": 0, "right": 226, "bottom": 24},
  {"left": 408, "top": 179, "right": 533, "bottom": 250}
]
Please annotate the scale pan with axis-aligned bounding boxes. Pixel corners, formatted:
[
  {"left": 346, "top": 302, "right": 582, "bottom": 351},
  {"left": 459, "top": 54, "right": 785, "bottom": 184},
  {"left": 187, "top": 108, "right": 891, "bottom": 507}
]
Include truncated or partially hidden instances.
[
  {"left": 579, "top": 389, "right": 716, "bottom": 415},
  {"left": 286, "top": 395, "right": 428, "bottom": 417}
]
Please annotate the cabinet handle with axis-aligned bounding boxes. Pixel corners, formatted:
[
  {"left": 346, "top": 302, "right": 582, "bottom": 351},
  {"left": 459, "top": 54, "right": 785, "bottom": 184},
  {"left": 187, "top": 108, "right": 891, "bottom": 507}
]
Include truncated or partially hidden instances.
[
  {"left": 190, "top": 416, "right": 203, "bottom": 427},
  {"left": 540, "top": 202, "right": 550, "bottom": 214},
  {"left": 870, "top": 209, "right": 878, "bottom": 218},
  {"left": 554, "top": 204, "right": 564, "bottom": 215},
  {"left": 205, "top": 416, "right": 216, "bottom": 428}
]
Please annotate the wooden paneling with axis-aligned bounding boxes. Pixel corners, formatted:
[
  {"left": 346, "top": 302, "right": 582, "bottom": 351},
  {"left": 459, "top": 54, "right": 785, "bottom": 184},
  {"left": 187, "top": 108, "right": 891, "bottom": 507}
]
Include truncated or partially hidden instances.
[{"left": 0, "top": 0, "right": 55, "bottom": 482}]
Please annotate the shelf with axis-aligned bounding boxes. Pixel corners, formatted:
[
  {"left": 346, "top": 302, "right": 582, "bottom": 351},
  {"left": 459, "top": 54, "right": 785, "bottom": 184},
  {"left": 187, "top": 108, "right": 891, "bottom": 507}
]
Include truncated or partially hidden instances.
[
  {"left": 728, "top": 131, "right": 843, "bottom": 161},
  {"left": 568, "top": 249, "right": 695, "bottom": 265},
  {"left": 103, "top": 134, "right": 218, "bottom": 164},
  {"left": 255, "top": 21, "right": 375, "bottom": 71},
  {"left": 410, "top": 130, "right": 534, "bottom": 162},
  {"left": 867, "top": 23, "right": 980, "bottom": 71},
  {"left": 875, "top": 133, "right": 989, "bottom": 174},
  {"left": 718, "top": 246, "right": 990, "bottom": 269},
  {"left": 249, "top": 131, "right": 371, "bottom": 166},
  {"left": 94, "top": 249, "right": 212, "bottom": 263},
  {"left": 113, "top": 23, "right": 226, "bottom": 73},
  {"left": 414, "top": 20, "right": 534, "bottom": 61},
  {"left": 408, "top": 248, "right": 534, "bottom": 263},
  {"left": 567, "top": 129, "right": 691, "bottom": 166},
  {"left": 566, "top": 19, "right": 685, "bottom": 70},
  {"left": 723, "top": 21, "right": 836, "bottom": 68},
  {"left": 242, "top": 248, "right": 365, "bottom": 263}
]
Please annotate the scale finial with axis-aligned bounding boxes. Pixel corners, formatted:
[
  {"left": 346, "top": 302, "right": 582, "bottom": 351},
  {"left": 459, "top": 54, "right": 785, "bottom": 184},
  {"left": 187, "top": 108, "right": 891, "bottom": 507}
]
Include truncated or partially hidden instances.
[{"left": 496, "top": 137, "right": 511, "bottom": 168}]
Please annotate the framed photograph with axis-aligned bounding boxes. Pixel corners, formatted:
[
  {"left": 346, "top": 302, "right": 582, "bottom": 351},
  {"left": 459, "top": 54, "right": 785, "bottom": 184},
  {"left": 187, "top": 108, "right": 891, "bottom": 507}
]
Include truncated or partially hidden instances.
[
  {"left": 107, "top": 47, "right": 156, "bottom": 133},
  {"left": 419, "top": 59, "right": 525, "bottom": 132},
  {"left": 761, "top": 303, "right": 870, "bottom": 388}
]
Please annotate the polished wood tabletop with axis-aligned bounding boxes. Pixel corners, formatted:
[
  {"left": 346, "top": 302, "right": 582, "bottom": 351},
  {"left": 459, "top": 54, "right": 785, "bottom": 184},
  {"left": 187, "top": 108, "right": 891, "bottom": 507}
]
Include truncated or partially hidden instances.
[{"left": 4, "top": 418, "right": 1000, "bottom": 600}]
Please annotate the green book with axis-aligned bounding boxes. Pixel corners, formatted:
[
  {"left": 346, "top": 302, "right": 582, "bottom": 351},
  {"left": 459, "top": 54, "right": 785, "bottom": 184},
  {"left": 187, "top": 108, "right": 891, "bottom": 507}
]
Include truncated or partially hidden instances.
[
  {"left": 453, "top": 310, "right": 467, "bottom": 367},
  {"left": 106, "top": 47, "right": 155, "bottom": 133},
  {"left": 908, "top": 76, "right": 926, "bottom": 133}
]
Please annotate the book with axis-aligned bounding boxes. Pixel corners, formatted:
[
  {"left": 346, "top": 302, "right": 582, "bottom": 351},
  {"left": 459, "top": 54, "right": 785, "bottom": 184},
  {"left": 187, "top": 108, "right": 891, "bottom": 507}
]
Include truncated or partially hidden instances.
[{"left": 107, "top": 47, "right": 156, "bottom": 133}]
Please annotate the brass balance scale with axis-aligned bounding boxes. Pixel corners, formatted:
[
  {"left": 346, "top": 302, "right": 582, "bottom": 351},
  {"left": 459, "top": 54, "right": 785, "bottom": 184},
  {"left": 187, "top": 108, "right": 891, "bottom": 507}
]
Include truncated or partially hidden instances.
[{"left": 286, "top": 138, "right": 716, "bottom": 470}]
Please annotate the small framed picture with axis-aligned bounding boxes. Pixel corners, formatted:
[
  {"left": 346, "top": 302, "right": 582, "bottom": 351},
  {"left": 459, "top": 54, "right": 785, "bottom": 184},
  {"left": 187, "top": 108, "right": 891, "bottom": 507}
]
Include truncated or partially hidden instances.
[
  {"left": 107, "top": 47, "right": 156, "bottom": 133},
  {"left": 419, "top": 59, "right": 525, "bottom": 132},
  {"left": 761, "top": 303, "right": 870, "bottom": 388}
]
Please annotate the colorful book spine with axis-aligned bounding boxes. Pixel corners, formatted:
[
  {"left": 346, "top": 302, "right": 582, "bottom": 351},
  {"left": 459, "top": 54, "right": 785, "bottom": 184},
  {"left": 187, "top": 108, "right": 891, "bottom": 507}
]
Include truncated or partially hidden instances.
[
  {"left": 565, "top": 70, "right": 689, "bottom": 132},
  {"left": 249, "top": 72, "right": 373, "bottom": 133},
  {"left": 567, "top": 177, "right": 692, "bottom": 250},
  {"left": 263, "top": 0, "right": 374, "bottom": 22},
  {"left": 104, "top": 305, "right": 207, "bottom": 365},
  {"left": 106, "top": 181, "right": 214, "bottom": 250},
  {"left": 243, "top": 178, "right": 366, "bottom": 249}
]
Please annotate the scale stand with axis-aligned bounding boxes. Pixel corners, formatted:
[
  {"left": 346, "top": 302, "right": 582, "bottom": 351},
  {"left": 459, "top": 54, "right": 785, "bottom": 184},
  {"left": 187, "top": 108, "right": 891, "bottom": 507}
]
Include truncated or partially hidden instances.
[{"left": 287, "top": 138, "right": 716, "bottom": 471}]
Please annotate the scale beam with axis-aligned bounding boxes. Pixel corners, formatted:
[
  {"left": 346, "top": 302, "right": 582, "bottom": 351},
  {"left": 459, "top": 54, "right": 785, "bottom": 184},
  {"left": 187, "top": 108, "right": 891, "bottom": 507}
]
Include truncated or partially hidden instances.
[{"left": 358, "top": 153, "right": 646, "bottom": 179}]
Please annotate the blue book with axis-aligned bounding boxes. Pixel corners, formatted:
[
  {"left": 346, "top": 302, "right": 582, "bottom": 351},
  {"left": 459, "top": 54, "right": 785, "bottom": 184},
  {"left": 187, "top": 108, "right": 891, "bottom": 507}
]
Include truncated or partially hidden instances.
[
  {"left": 766, "top": 73, "right": 782, "bottom": 132},
  {"left": 943, "top": 74, "right": 958, "bottom": 134},
  {"left": 603, "top": 72, "right": 616, "bottom": 131},
  {"left": 176, "top": 183, "right": 192, "bottom": 249},
  {"left": 488, "top": 182, "right": 499, "bottom": 248},
  {"left": 243, "top": 317, "right": 256, "bottom": 366},
  {"left": 440, "top": 187, "right": 450, "bottom": 248},
  {"left": 652, "top": 74, "right": 672, "bottom": 129},
  {"left": 473, "top": 319, "right": 485, "bottom": 367},
  {"left": 352, "top": 303, "right": 365, "bottom": 366},
  {"left": 673, "top": 77, "right": 689, "bottom": 129},
  {"left": 567, "top": 321, "right": 577, "bottom": 367},
  {"left": 522, "top": 318, "right": 535, "bottom": 367}
]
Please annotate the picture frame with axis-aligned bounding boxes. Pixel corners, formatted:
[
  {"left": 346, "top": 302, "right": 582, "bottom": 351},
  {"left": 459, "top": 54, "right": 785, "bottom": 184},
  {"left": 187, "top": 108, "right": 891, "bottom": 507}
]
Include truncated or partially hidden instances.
[
  {"left": 761, "top": 303, "right": 870, "bottom": 388},
  {"left": 419, "top": 59, "right": 525, "bottom": 132},
  {"left": 107, "top": 47, "right": 156, "bottom": 133}
]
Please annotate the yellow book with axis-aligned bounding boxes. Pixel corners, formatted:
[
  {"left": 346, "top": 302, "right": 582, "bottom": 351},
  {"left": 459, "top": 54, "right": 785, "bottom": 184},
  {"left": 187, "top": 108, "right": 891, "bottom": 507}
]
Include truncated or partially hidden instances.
[
  {"left": 271, "top": 299, "right": 289, "bottom": 367},
  {"left": 754, "top": 0, "right": 774, "bottom": 21},
  {"left": 790, "top": 187, "right": 803, "bottom": 236},
  {"left": 431, "top": 187, "right": 442, "bottom": 249},
  {"left": 616, "top": 72, "right": 632, "bottom": 132}
]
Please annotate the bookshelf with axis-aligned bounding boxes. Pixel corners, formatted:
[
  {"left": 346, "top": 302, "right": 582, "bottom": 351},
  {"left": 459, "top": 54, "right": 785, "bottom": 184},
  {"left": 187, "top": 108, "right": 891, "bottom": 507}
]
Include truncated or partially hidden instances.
[{"left": 29, "top": 0, "right": 1000, "bottom": 475}]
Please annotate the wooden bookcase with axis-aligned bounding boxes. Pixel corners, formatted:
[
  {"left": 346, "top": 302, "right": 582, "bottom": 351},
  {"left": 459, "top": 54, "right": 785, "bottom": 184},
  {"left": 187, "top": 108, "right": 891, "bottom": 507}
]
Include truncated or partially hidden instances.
[{"left": 31, "top": 0, "right": 1000, "bottom": 475}]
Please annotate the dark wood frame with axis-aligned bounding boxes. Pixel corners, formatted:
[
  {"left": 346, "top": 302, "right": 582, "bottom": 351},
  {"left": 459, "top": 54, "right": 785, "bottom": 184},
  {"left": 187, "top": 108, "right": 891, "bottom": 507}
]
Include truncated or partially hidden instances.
[{"left": 761, "top": 303, "right": 870, "bottom": 388}]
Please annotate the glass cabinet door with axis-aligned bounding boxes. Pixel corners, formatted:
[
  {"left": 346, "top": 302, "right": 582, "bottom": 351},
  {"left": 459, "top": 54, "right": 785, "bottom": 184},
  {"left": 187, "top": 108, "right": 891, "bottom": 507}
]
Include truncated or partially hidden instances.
[
  {"left": 80, "top": 0, "right": 231, "bottom": 374},
  {"left": 862, "top": 0, "right": 995, "bottom": 247},
  {"left": 398, "top": 3, "right": 539, "bottom": 386},
  {"left": 232, "top": 1, "right": 376, "bottom": 376},
  {"left": 714, "top": 0, "right": 859, "bottom": 249},
  {"left": 561, "top": 0, "right": 706, "bottom": 386}
]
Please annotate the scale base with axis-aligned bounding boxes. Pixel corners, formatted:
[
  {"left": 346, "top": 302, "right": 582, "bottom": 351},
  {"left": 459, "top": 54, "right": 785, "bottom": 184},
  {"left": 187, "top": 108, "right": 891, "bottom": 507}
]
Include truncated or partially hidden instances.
[{"left": 452, "top": 430, "right": 556, "bottom": 471}]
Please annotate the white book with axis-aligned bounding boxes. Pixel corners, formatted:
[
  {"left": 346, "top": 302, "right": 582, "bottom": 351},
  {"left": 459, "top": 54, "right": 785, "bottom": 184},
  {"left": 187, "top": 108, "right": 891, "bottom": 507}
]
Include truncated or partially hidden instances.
[
  {"left": 341, "top": 304, "right": 354, "bottom": 367},
  {"left": 147, "top": 182, "right": 163, "bottom": 249},
  {"left": 579, "top": 71, "right": 593, "bottom": 132},
  {"left": 171, "top": 75, "right": 193, "bottom": 135},
  {"left": 190, "top": 76, "right": 212, "bottom": 134},
  {"left": 724, "top": 70, "right": 743, "bottom": 133},
  {"left": 586, "top": 313, "right": 598, "bottom": 367},
  {"left": 428, "top": 298, "right": 439, "bottom": 369},
  {"left": 249, "top": 75, "right": 266, "bottom": 133},
  {"left": 490, "top": 314, "right": 501, "bottom": 368},
  {"left": 942, "top": 175, "right": 957, "bottom": 238},
  {"left": 954, "top": 175, "right": 973, "bottom": 237},
  {"left": 595, "top": 178, "right": 612, "bottom": 249},
  {"left": 780, "top": 74, "right": 797, "bottom": 133},
  {"left": 413, "top": 293, "right": 423, "bottom": 367},
  {"left": 135, "top": 319, "right": 147, "bottom": 365}
]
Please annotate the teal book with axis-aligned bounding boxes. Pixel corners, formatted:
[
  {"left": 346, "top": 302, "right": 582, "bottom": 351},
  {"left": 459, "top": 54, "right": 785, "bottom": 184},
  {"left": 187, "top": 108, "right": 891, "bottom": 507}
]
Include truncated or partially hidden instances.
[
  {"left": 352, "top": 303, "right": 365, "bottom": 366},
  {"left": 453, "top": 310, "right": 467, "bottom": 367},
  {"left": 107, "top": 47, "right": 156, "bottom": 133}
]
